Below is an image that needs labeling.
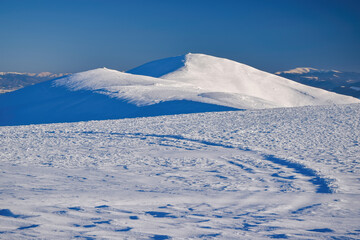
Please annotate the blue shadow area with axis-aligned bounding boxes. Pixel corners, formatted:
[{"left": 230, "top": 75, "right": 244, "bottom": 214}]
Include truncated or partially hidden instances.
[
  {"left": 265, "top": 155, "right": 332, "bottom": 194},
  {"left": 0, "top": 209, "right": 19, "bottom": 218},
  {"left": 0, "top": 78, "right": 238, "bottom": 126},
  {"left": 17, "top": 224, "right": 39, "bottom": 230},
  {"left": 115, "top": 227, "right": 132, "bottom": 232},
  {"left": 145, "top": 211, "right": 177, "bottom": 218},
  {"left": 268, "top": 234, "right": 288, "bottom": 239},
  {"left": 308, "top": 228, "right": 334, "bottom": 233},
  {"left": 150, "top": 235, "right": 171, "bottom": 240},
  {"left": 0, "top": 209, "right": 29, "bottom": 219},
  {"left": 127, "top": 55, "right": 185, "bottom": 78}
]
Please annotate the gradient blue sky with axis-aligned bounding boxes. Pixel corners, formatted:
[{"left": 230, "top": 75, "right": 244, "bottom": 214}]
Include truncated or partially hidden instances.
[{"left": 0, "top": 0, "right": 359, "bottom": 73}]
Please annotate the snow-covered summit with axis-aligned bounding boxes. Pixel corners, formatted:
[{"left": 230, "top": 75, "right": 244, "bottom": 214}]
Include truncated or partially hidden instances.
[
  {"left": 275, "top": 67, "right": 341, "bottom": 75},
  {"left": 129, "top": 53, "right": 359, "bottom": 107},
  {"left": 1, "top": 53, "right": 359, "bottom": 126},
  {"left": 275, "top": 67, "right": 320, "bottom": 75},
  {"left": 56, "top": 54, "right": 359, "bottom": 109}
]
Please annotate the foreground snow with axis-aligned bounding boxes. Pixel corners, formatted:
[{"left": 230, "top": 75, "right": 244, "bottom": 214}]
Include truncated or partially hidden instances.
[{"left": 1, "top": 104, "right": 360, "bottom": 239}]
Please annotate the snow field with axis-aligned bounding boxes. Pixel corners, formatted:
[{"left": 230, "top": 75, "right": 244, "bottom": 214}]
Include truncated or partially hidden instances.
[{"left": 0, "top": 104, "right": 360, "bottom": 239}]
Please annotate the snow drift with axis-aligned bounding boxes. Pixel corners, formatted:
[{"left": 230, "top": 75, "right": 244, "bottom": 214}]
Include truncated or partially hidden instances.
[{"left": 0, "top": 53, "right": 359, "bottom": 126}]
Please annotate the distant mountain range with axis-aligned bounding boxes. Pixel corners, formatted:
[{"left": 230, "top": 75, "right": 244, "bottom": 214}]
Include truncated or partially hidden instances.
[
  {"left": 0, "top": 53, "right": 358, "bottom": 126},
  {"left": 0, "top": 72, "right": 69, "bottom": 93},
  {"left": 275, "top": 68, "right": 360, "bottom": 98}
]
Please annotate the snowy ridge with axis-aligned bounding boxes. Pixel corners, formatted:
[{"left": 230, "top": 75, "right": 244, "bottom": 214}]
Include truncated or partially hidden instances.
[
  {"left": 1, "top": 53, "right": 359, "bottom": 126},
  {"left": 58, "top": 53, "right": 359, "bottom": 108},
  {"left": 275, "top": 67, "right": 341, "bottom": 75},
  {"left": 54, "top": 67, "right": 204, "bottom": 106},
  {"left": 145, "top": 54, "right": 358, "bottom": 107}
]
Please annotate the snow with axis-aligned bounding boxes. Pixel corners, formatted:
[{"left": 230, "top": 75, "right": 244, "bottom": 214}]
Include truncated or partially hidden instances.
[
  {"left": 350, "top": 86, "right": 360, "bottom": 91},
  {"left": 275, "top": 67, "right": 341, "bottom": 75},
  {"left": 1, "top": 103, "right": 360, "bottom": 239},
  {"left": 59, "top": 54, "right": 359, "bottom": 109},
  {"left": 128, "top": 53, "right": 359, "bottom": 108},
  {"left": 1, "top": 53, "right": 358, "bottom": 126},
  {"left": 148, "top": 54, "right": 358, "bottom": 107},
  {"left": 0, "top": 72, "right": 68, "bottom": 77},
  {"left": 275, "top": 67, "right": 319, "bottom": 74}
]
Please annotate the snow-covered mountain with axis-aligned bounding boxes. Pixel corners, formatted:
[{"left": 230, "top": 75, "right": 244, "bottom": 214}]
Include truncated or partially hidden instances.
[
  {"left": 275, "top": 67, "right": 360, "bottom": 98},
  {"left": 0, "top": 54, "right": 359, "bottom": 126},
  {"left": 0, "top": 72, "right": 69, "bottom": 94},
  {"left": 128, "top": 54, "right": 359, "bottom": 108}
]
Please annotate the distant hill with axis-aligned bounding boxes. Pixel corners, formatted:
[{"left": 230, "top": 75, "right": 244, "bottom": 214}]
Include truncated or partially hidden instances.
[
  {"left": 275, "top": 68, "right": 360, "bottom": 98},
  {"left": 0, "top": 53, "right": 359, "bottom": 126},
  {"left": 0, "top": 72, "right": 69, "bottom": 93}
]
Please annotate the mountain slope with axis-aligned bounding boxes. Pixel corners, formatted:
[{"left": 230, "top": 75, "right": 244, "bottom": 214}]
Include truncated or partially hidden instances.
[
  {"left": 275, "top": 67, "right": 360, "bottom": 98},
  {"left": 128, "top": 53, "right": 359, "bottom": 107},
  {"left": 0, "top": 70, "right": 235, "bottom": 126},
  {"left": 1, "top": 54, "right": 359, "bottom": 126},
  {"left": 0, "top": 72, "right": 69, "bottom": 93}
]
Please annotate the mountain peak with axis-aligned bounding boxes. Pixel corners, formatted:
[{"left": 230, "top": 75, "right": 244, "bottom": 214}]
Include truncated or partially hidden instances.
[
  {"left": 1, "top": 54, "right": 359, "bottom": 126},
  {"left": 275, "top": 67, "right": 319, "bottom": 75},
  {"left": 275, "top": 67, "right": 342, "bottom": 75}
]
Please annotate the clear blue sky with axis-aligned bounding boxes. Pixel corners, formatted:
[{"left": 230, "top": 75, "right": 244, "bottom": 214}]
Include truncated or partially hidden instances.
[{"left": 0, "top": 0, "right": 359, "bottom": 73}]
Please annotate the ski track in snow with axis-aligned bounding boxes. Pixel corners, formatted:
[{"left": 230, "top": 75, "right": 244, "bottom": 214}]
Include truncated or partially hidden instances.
[
  {"left": 118, "top": 132, "right": 332, "bottom": 193},
  {"left": 0, "top": 104, "right": 360, "bottom": 239}
]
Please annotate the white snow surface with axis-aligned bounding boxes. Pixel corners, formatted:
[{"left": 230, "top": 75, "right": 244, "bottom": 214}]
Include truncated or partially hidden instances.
[
  {"left": 56, "top": 54, "right": 360, "bottom": 108},
  {"left": 1, "top": 103, "right": 360, "bottom": 239},
  {"left": 128, "top": 54, "right": 359, "bottom": 107},
  {"left": 275, "top": 67, "right": 341, "bottom": 75},
  {"left": 55, "top": 68, "right": 204, "bottom": 107},
  {"left": 275, "top": 67, "right": 320, "bottom": 74},
  {"left": 1, "top": 53, "right": 359, "bottom": 126}
]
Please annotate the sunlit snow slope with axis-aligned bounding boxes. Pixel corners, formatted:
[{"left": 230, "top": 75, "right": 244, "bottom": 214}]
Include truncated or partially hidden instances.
[
  {"left": 129, "top": 53, "right": 359, "bottom": 108},
  {"left": 0, "top": 53, "right": 358, "bottom": 126}
]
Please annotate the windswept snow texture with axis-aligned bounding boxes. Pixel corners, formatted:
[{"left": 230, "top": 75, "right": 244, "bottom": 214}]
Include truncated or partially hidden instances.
[
  {"left": 1, "top": 104, "right": 360, "bottom": 239},
  {"left": 1, "top": 53, "right": 359, "bottom": 126}
]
